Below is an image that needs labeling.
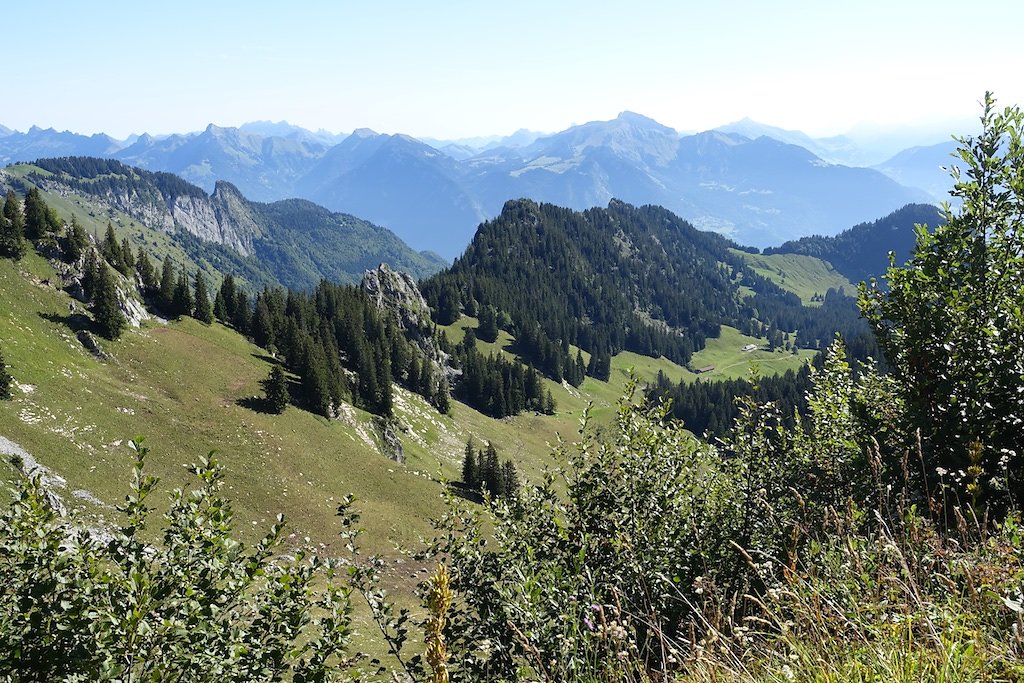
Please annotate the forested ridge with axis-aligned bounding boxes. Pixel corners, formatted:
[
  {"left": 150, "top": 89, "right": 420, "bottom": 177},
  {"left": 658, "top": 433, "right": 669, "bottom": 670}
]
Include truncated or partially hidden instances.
[
  {"left": 423, "top": 198, "right": 878, "bottom": 386},
  {"left": 765, "top": 202, "right": 943, "bottom": 283}
]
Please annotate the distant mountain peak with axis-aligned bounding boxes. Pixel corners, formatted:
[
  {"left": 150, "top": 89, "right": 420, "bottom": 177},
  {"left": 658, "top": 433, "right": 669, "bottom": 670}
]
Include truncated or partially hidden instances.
[
  {"left": 351, "top": 127, "right": 378, "bottom": 138},
  {"left": 615, "top": 111, "right": 664, "bottom": 127}
]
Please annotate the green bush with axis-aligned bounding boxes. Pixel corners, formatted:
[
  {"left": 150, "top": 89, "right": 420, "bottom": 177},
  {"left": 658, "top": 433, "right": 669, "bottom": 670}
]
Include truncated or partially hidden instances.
[{"left": 0, "top": 442, "right": 355, "bottom": 682}]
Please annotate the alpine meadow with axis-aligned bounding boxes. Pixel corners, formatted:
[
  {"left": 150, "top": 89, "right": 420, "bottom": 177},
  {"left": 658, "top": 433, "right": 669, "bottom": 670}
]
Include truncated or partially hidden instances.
[{"left": 2, "top": 7, "right": 1024, "bottom": 680}]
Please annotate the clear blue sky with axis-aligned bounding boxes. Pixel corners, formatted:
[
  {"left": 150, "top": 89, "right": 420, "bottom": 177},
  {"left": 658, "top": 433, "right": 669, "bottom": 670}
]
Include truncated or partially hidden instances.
[{"left": 3, "top": 0, "right": 1021, "bottom": 140}]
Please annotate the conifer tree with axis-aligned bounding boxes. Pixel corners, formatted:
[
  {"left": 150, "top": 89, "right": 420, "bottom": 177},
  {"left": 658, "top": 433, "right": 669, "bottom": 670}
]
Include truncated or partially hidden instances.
[
  {"left": 263, "top": 364, "right": 289, "bottom": 414},
  {"left": 483, "top": 442, "right": 502, "bottom": 496},
  {"left": 118, "top": 238, "right": 135, "bottom": 276},
  {"left": 22, "top": 188, "right": 48, "bottom": 242},
  {"left": 172, "top": 271, "right": 193, "bottom": 318},
  {"left": 101, "top": 223, "right": 121, "bottom": 267},
  {"left": 478, "top": 304, "right": 499, "bottom": 342},
  {"left": 136, "top": 251, "right": 157, "bottom": 294},
  {"left": 434, "top": 375, "right": 452, "bottom": 414},
  {"left": 0, "top": 345, "right": 12, "bottom": 400},
  {"left": 82, "top": 250, "right": 99, "bottom": 301},
  {"left": 213, "top": 289, "right": 228, "bottom": 321},
  {"left": 159, "top": 258, "right": 176, "bottom": 313},
  {"left": 63, "top": 217, "right": 88, "bottom": 263},
  {"left": 193, "top": 271, "right": 213, "bottom": 324},
  {"left": 462, "top": 437, "right": 478, "bottom": 488},
  {"left": 93, "top": 262, "right": 126, "bottom": 340},
  {"left": 501, "top": 459, "right": 520, "bottom": 500},
  {"left": 252, "top": 297, "right": 276, "bottom": 349},
  {"left": 218, "top": 275, "right": 237, "bottom": 322},
  {"left": 0, "top": 190, "right": 26, "bottom": 260},
  {"left": 232, "top": 290, "right": 251, "bottom": 334}
]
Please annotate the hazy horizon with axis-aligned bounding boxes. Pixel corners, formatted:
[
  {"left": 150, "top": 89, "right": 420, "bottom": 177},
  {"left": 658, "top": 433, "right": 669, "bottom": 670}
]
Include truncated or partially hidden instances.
[{"left": 2, "top": 0, "right": 1018, "bottom": 143}]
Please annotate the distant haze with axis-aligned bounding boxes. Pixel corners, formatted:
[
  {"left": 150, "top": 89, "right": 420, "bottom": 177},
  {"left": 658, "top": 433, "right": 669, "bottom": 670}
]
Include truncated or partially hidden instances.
[{"left": 1, "top": 0, "right": 1019, "bottom": 140}]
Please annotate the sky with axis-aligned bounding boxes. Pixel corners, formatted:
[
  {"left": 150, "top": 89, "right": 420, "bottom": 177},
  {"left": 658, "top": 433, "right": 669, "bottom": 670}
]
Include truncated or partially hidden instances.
[{"left": 3, "top": 0, "right": 1022, "bottom": 141}]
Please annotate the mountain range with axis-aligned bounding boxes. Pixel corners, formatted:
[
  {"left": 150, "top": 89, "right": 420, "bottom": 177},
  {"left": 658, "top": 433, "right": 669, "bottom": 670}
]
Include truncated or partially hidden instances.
[
  {"left": 0, "top": 114, "right": 955, "bottom": 258},
  {"left": 7, "top": 157, "right": 445, "bottom": 291}
]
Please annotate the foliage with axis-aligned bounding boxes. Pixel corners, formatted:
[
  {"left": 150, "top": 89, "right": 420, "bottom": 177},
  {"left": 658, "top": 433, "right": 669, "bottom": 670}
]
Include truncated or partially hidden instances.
[
  {"left": 63, "top": 216, "right": 89, "bottom": 263},
  {"left": 0, "top": 442, "right": 357, "bottom": 681},
  {"left": 860, "top": 93, "right": 1024, "bottom": 510},
  {"left": 193, "top": 270, "right": 214, "bottom": 324},
  {"left": 263, "top": 364, "right": 289, "bottom": 414},
  {"left": 0, "top": 189, "right": 26, "bottom": 260},
  {"left": 459, "top": 438, "right": 520, "bottom": 500},
  {"left": 92, "top": 262, "right": 127, "bottom": 340},
  {"left": 422, "top": 200, "right": 870, "bottom": 388}
]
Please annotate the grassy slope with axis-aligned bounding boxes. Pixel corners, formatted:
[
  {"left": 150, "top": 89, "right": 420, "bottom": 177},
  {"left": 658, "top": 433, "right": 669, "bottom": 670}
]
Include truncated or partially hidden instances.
[{"left": 732, "top": 248, "right": 855, "bottom": 305}]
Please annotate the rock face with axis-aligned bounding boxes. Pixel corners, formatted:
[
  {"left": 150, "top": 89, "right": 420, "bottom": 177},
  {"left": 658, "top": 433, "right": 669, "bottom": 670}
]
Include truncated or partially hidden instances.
[
  {"left": 360, "top": 264, "right": 455, "bottom": 380},
  {"left": 361, "top": 263, "right": 432, "bottom": 331}
]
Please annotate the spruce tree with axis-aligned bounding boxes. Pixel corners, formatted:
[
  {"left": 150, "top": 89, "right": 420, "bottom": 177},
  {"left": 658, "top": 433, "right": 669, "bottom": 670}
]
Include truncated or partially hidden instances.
[
  {"left": 64, "top": 217, "right": 88, "bottom": 263},
  {"left": 478, "top": 304, "right": 499, "bottom": 343},
  {"left": 232, "top": 291, "right": 251, "bottom": 334},
  {"left": 482, "top": 442, "right": 501, "bottom": 496},
  {"left": 263, "top": 364, "right": 289, "bottom": 414},
  {"left": 118, "top": 238, "right": 135, "bottom": 276},
  {"left": 193, "top": 271, "right": 213, "bottom": 324},
  {"left": 22, "top": 188, "right": 48, "bottom": 242},
  {"left": 136, "top": 251, "right": 157, "bottom": 293},
  {"left": 462, "top": 437, "right": 478, "bottom": 488},
  {"left": 93, "top": 263, "right": 126, "bottom": 340},
  {"left": 172, "top": 271, "right": 193, "bottom": 318},
  {"left": 0, "top": 345, "right": 12, "bottom": 400},
  {"left": 218, "top": 275, "right": 237, "bottom": 322},
  {"left": 82, "top": 250, "right": 99, "bottom": 301},
  {"left": 159, "top": 259, "right": 176, "bottom": 313},
  {"left": 434, "top": 375, "right": 452, "bottom": 414},
  {"left": 213, "top": 289, "right": 228, "bottom": 322},
  {"left": 0, "top": 190, "right": 26, "bottom": 260},
  {"left": 501, "top": 460, "right": 520, "bottom": 500},
  {"left": 101, "top": 223, "right": 121, "bottom": 267}
]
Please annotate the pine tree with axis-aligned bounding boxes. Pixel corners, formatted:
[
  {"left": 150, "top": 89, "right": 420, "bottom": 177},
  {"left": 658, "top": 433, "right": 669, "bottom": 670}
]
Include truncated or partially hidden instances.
[
  {"left": 0, "top": 345, "right": 12, "bottom": 400},
  {"left": 193, "top": 271, "right": 213, "bottom": 324},
  {"left": 232, "top": 291, "right": 251, "bottom": 334},
  {"left": 482, "top": 442, "right": 502, "bottom": 496},
  {"left": 462, "top": 437, "right": 478, "bottom": 488},
  {"left": 477, "top": 304, "right": 499, "bottom": 343},
  {"left": 136, "top": 251, "right": 157, "bottom": 294},
  {"left": 172, "top": 271, "right": 193, "bottom": 318},
  {"left": 218, "top": 275, "right": 237, "bottom": 322},
  {"left": 543, "top": 389, "right": 556, "bottom": 415},
  {"left": 93, "top": 263, "right": 126, "bottom": 340},
  {"left": 263, "top": 364, "right": 289, "bottom": 414},
  {"left": 118, "top": 238, "right": 135, "bottom": 276},
  {"left": 159, "top": 259, "right": 176, "bottom": 313},
  {"left": 501, "top": 460, "right": 520, "bottom": 500},
  {"left": 82, "top": 250, "right": 99, "bottom": 301},
  {"left": 63, "top": 217, "right": 88, "bottom": 263},
  {"left": 22, "top": 188, "right": 48, "bottom": 242},
  {"left": 434, "top": 375, "right": 452, "bottom": 414},
  {"left": 101, "top": 223, "right": 121, "bottom": 267},
  {"left": 213, "top": 289, "right": 228, "bottom": 322},
  {"left": 0, "top": 190, "right": 26, "bottom": 260}
]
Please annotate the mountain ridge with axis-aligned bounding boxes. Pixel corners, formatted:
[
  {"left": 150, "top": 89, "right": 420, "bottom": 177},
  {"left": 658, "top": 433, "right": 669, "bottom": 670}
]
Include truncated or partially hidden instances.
[{"left": 1, "top": 115, "right": 937, "bottom": 258}]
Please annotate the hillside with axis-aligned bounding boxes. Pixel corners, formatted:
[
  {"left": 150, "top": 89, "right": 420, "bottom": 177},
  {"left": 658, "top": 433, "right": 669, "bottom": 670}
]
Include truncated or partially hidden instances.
[
  {"left": 423, "top": 199, "right": 873, "bottom": 387},
  {"left": 0, "top": 242, "right": 815, "bottom": 550},
  {"left": 765, "top": 203, "right": 945, "bottom": 283},
  {"left": 5, "top": 157, "right": 446, "bottom": 291}
]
